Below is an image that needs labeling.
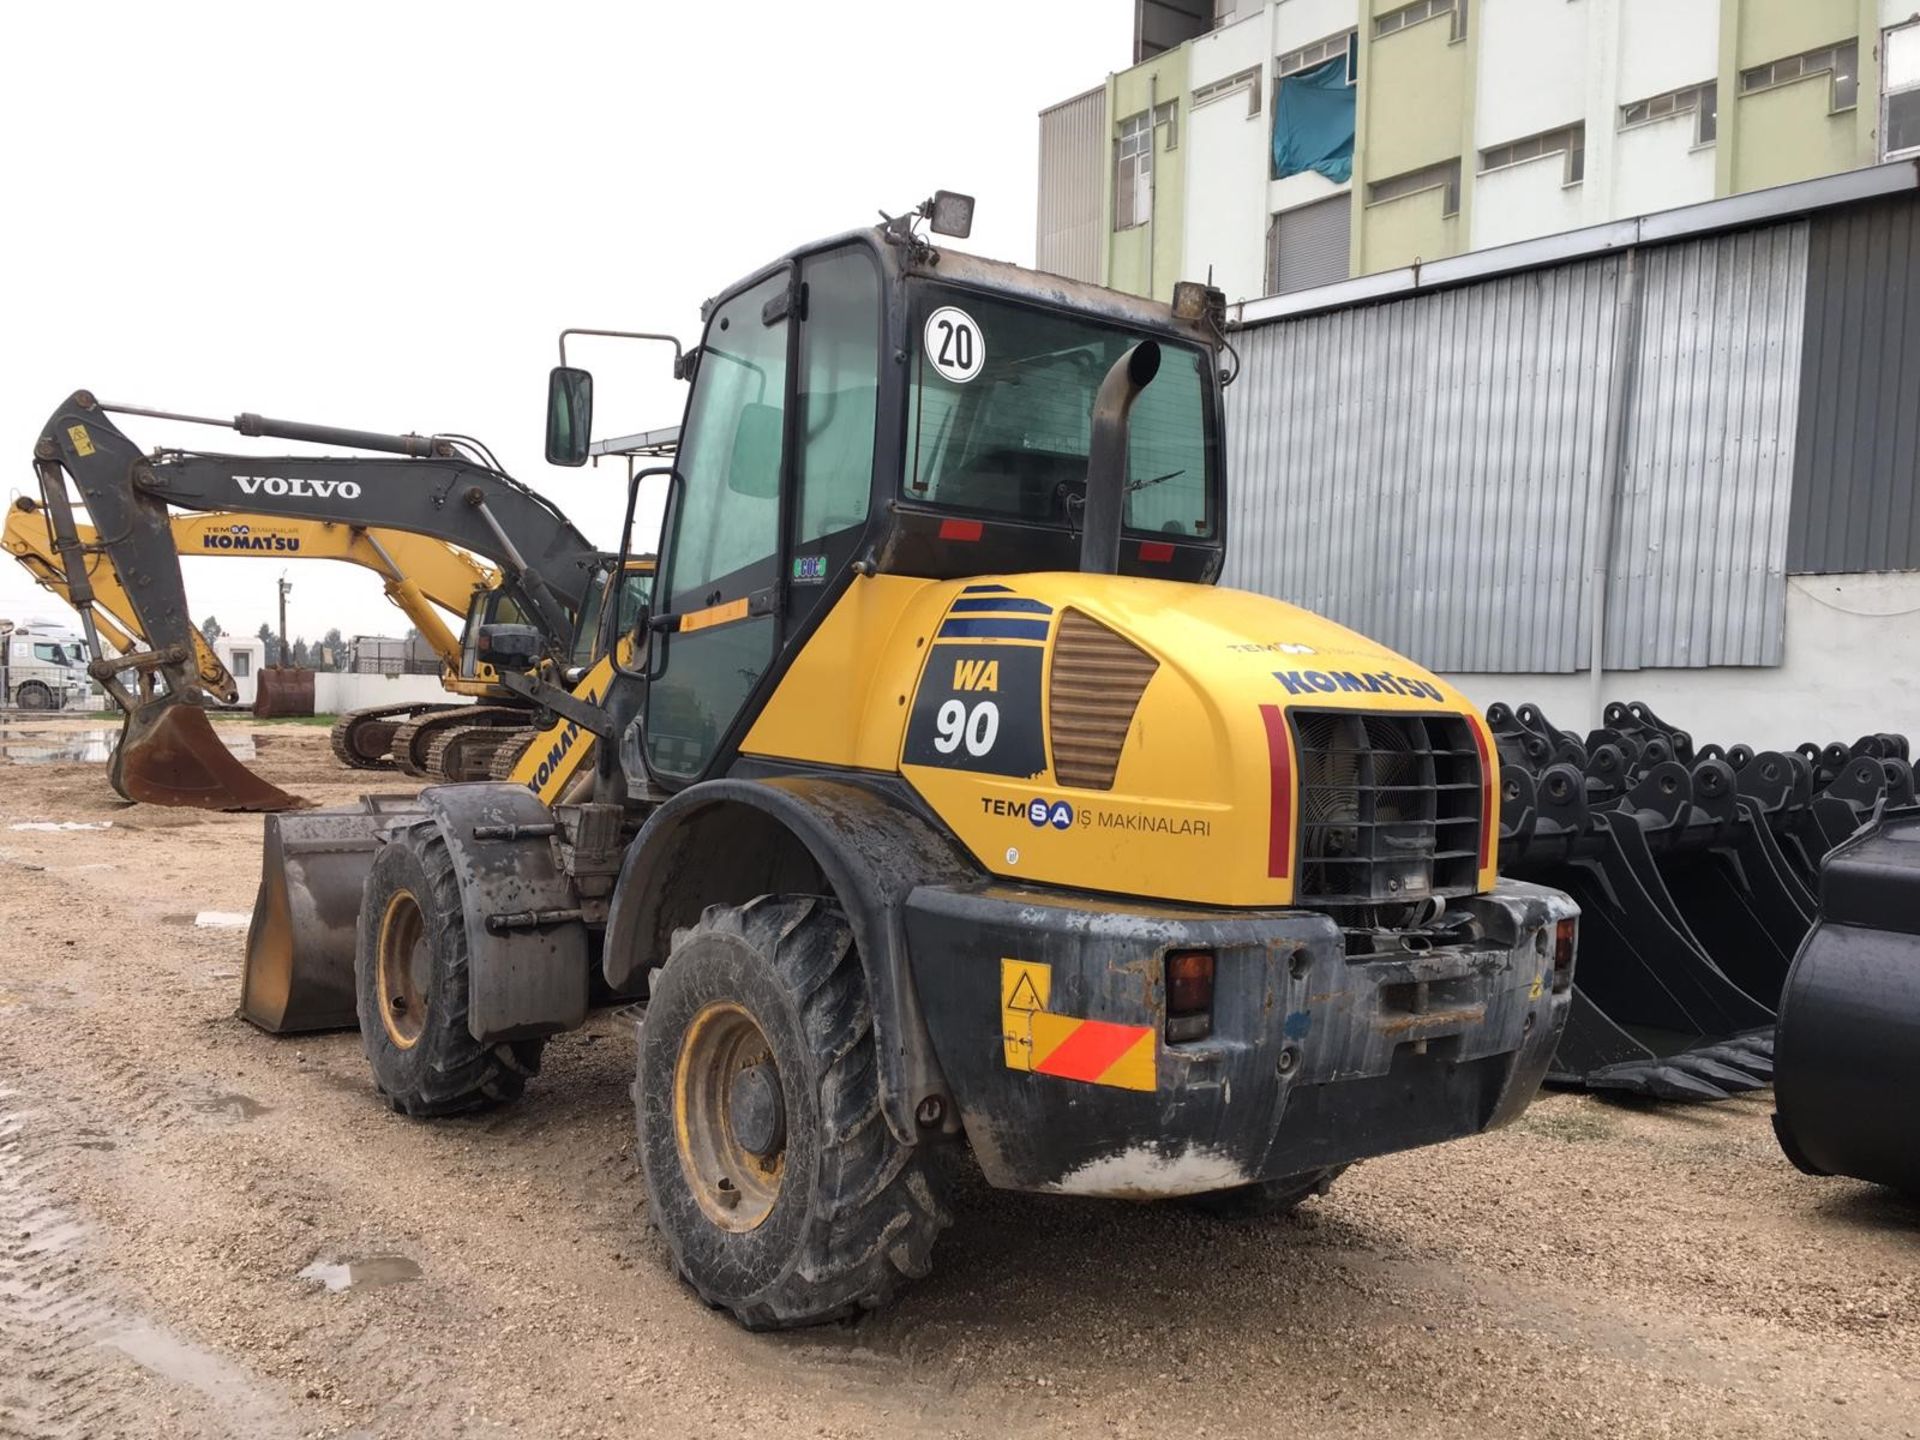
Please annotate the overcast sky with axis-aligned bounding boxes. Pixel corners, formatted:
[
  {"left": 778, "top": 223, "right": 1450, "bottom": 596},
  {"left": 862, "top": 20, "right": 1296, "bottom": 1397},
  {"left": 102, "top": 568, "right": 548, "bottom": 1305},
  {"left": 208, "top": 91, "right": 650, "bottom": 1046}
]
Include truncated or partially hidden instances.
[{"left": 0, "top": 1, "right": 1128, "bottom": 650}]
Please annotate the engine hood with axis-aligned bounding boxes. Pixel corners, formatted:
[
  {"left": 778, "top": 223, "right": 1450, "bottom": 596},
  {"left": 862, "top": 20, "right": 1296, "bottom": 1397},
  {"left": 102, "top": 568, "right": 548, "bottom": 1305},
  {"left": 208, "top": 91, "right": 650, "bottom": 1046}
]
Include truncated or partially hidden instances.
[{"left": 742, "top": 572, "right": 1497, "bottom": 909}]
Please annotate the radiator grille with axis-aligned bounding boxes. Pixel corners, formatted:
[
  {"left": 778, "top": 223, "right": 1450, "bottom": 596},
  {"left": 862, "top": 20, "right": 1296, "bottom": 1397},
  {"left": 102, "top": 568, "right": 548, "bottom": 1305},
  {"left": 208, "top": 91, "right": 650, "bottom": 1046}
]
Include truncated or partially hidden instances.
[
  {"left": 1290, "top": 710, "right": 1483, "bottom": 908},
  {"left": 1048, "top": 610, "right": 1158, "bottom": 790}
]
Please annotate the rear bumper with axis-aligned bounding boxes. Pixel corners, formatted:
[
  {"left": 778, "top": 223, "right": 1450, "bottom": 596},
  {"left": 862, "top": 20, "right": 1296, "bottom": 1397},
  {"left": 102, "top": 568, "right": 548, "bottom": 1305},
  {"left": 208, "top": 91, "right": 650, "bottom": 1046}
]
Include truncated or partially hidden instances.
[{"left": 905, "top": 879, "right": 1576, "bottom": 1197}]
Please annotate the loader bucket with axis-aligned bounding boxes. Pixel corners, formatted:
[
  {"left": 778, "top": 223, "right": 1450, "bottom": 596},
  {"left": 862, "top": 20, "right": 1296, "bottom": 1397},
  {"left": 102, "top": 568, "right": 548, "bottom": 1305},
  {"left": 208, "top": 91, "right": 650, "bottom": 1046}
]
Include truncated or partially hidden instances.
[
  {"left": 110, "top": 693, "right": 309, "bottom": 813},
  {"left": 1773, "top": 804, "right": 1920, "bottom": 1198},
  {"left": 240, "top": 796, "right": 426, "bottom": 1033}
]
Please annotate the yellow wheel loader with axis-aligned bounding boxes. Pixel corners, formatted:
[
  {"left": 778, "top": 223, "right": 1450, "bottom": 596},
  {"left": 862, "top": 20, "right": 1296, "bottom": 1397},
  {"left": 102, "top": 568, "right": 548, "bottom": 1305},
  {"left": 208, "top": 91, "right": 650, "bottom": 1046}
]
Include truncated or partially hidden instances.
[{"left": 48, "top": 199, "right": 1580, "bottom": 1328}]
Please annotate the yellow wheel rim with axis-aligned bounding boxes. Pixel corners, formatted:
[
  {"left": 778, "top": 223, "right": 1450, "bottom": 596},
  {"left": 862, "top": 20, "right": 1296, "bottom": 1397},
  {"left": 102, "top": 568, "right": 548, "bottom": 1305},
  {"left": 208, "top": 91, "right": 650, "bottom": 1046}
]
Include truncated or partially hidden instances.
[
  {"left": 376, "top": 889, "right": 430, "bottom": 1051},
  {"left": 673, "top": 1002, "right": 785, "bottom": 1233}
]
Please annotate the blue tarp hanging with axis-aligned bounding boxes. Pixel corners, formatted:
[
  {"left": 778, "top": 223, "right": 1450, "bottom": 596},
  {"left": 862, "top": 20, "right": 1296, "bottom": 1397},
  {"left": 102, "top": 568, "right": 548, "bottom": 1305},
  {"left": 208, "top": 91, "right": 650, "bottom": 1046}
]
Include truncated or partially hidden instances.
[{"left": 1273, "top": 55, "right": 1355, "bottom": 184}]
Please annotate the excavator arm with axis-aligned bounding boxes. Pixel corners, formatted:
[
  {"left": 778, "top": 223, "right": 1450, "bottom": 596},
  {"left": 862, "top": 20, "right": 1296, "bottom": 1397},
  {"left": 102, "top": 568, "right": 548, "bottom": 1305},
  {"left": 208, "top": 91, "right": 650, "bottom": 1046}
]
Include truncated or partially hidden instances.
[
  {"left": 4, "top": 499, "right": 497, "bottom": 691},
  {"left": 31, "top": 392, "right": 604, "bottom": 810}
]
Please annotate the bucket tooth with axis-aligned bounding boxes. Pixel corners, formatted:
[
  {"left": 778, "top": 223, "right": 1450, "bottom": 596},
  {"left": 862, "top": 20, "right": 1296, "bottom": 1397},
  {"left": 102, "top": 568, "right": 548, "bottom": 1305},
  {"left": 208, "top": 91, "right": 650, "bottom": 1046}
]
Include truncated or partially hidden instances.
[
  {"left": 240, "top": 797, "right": 424, "bottom": 1034},
  {"left": 112, "top": 693, "right": 308, "bottom": 813}
]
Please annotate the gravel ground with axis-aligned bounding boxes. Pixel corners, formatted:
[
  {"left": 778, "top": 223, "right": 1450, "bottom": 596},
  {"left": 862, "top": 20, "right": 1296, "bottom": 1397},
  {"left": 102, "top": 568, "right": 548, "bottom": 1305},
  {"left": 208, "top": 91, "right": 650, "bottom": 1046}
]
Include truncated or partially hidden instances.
[{"left": 0, "top": 714, "right": 1915, "bottom": 1439}]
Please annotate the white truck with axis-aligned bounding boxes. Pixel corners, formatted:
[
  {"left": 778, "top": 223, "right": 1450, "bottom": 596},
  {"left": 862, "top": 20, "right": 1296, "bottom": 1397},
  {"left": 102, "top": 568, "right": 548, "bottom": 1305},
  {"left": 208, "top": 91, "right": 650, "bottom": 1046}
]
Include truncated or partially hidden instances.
[{"left": 1, "top": 620, "right": 93, "bottom": 710}]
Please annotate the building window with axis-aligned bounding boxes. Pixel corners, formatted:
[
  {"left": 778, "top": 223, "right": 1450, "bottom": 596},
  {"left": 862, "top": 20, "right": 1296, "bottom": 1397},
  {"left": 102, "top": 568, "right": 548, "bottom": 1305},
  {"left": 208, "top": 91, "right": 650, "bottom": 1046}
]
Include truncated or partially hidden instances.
[
  {"left": 1366, "top": 158, "right": 1462, "bottom": 216},
  {"left": 1266, "top": 195, "right": 1352, "bottom": 296},
  {"left": 1115, "top": 112, "right": 1152, "bottom": 230},
  {"left": 1277, "top": 28, "right": 1358, "bottom": 82},
  {"left": 1374, "top": 0, "right": 1467, "bottom": 44},
  {"left": 1621, "top": 80, "right": 1717, "bottom": 146},
  {"left": 232, "top": 650, "right": 252, "bottom": 678},
  {"left": 1887, "top": 22, "right": 1920, "bottom": 160},
  {"left": 1193, "top": 66, "right": 1263, "bottom": 117},
  {"left": 1740, "top": 39, "right": 1859, "bottom": 112},
  {"left": 1114, "top": 104, "right": 1178, "bottom": 231},
  {"left": 1480, "top": 123, "right": 1586, "bottom": 184}
]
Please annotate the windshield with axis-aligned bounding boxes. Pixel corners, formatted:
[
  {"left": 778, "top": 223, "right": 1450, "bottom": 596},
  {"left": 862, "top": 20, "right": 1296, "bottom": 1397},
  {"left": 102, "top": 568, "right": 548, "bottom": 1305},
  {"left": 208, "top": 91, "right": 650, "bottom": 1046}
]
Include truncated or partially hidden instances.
[
  {"left": 31, "top": 643, "right": 71, "bottom": 666},
  {"left": 903, "top": 289, "right": 1214, "bottom": 538}
]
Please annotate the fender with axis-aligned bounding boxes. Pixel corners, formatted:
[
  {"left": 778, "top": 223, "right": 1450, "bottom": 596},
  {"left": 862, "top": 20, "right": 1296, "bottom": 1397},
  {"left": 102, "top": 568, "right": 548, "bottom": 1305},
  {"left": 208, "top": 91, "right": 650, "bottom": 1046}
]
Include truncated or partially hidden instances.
[
  {"left": 603, "top": 775, "right": 981, "bottom": 1144},
  {"left": 413, "top": 783, "right": 589, "bottom": 1044}
]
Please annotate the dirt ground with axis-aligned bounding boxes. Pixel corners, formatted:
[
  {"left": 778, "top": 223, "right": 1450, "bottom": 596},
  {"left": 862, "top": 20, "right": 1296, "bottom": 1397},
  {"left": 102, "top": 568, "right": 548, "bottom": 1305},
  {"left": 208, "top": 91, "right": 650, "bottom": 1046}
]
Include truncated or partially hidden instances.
[{"left": 0, "top": 713, "right": 1914, "bottom": 1440}]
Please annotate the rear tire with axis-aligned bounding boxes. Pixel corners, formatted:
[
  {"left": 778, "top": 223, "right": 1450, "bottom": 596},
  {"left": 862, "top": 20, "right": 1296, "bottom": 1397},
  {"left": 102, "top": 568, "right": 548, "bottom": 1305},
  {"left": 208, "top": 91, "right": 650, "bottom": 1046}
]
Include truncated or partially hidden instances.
[
  {"left": 15, "top": 682, "right": 52, "bottom": 712},
  {"left": 636, "top": 895, "right": 950, "bottom": 1329},
  {"left": 1184, "top": 1166, "right": 1346, "bottom": 1220},
  {"left": 355, "top": 821, "right": 543, "bottom": 1116}
]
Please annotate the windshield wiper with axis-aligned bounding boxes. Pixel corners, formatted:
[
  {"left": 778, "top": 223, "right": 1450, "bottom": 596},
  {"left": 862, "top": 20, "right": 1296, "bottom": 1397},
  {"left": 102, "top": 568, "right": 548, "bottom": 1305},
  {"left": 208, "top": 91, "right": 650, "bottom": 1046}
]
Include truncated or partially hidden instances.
[{"left": 1126, "top": 468, "right": 1185, "bottom": 493}]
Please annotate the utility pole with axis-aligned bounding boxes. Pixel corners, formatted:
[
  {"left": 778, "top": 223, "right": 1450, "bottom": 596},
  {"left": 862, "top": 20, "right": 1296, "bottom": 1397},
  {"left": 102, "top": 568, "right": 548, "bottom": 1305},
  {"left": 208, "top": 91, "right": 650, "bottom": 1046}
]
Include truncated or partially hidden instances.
[{"left": 277, "top": 573, "right": 292, "bottom": 669}]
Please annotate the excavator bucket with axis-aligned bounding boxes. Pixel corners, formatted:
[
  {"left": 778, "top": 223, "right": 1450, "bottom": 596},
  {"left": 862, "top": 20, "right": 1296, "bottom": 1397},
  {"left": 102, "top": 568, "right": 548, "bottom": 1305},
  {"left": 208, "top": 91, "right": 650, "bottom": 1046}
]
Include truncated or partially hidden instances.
[
  {"left": 241, "top": 796, "right": 425, "bottom": 1033},
  {"left": 1773, "top": 804, "right": 1920, "bottom": 1198},
  {"left": 1490, "top": 700, "right": 1911, "bottom": 1102},
  {"left": 110, "top": 693, "right": 310, "bottom": 813}
]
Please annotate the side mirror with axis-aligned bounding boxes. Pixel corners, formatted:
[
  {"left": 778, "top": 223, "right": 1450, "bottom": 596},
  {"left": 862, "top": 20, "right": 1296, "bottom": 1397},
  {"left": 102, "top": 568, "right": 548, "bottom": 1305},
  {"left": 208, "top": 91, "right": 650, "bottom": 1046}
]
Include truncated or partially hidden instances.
[{"left": 545, "top": 366, "right": 594, "bottom": 467}]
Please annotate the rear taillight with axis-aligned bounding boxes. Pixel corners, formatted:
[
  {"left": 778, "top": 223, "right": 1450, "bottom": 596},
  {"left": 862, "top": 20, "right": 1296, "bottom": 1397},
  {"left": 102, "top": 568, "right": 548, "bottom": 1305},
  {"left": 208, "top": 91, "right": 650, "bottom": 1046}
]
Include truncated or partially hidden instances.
[
  {"left": 1552, "top": 918, "right": 1576, "bottom": 992},
  {"left": 1165, "top": 949, "right": 1214, "bottom": 1043}
]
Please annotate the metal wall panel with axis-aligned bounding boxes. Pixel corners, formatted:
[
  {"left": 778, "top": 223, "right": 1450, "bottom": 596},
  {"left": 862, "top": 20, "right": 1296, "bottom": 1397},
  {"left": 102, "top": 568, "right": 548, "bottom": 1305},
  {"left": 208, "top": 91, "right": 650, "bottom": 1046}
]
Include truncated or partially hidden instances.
[
  {"left": 1788, "top": 196, "right": 1920, "bottom": 573},
  {"left": 1223, "top": 221, "right": 1809, "bottom": 671},
  {"left": 1037, "top": 88, "right": 1107, "bottom": 284}
]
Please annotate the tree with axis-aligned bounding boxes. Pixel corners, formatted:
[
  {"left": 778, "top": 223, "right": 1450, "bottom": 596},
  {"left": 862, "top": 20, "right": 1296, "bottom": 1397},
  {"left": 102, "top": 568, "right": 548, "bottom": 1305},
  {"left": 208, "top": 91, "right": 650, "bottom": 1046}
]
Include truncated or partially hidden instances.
[
  {"left": 199, "top": 615, "right": 224, "bottom": 643},
  {"left": 256, "top": 621, "right": 278, "bottom": 667},
  {"left": 320, "top": 627, "right": 345, "bottom": 670},
  {"left": 291, "top": 638, "right": 312, "bottom": 669}
]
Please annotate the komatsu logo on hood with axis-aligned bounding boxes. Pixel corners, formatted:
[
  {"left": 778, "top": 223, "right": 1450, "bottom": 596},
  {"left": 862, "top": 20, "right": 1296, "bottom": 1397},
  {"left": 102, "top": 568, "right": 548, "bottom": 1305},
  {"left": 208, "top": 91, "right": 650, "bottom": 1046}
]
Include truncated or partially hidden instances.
[{"left": 232, "top": 474, "right": 362, "bottom": 500}]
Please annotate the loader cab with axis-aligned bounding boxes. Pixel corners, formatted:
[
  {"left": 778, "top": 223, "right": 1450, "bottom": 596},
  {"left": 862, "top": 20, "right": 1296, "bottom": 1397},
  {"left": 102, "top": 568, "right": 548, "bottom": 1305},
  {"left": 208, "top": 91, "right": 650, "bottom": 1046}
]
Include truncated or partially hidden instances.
[{"left": 581, "top": 222, "right": 1227, "bottom": 791}]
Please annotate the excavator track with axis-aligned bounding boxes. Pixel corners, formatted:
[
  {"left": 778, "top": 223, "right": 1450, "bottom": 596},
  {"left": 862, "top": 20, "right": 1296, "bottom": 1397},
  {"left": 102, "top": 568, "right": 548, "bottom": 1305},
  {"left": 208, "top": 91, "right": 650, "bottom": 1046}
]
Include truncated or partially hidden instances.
[
  {"left": 391, "top": 705, "right": 532, "bottom": 780},
  {"left": 487, "top": 729, "right": 539, "bottom": 782},
  {"left": 424, "top": 722, "right": 533, "bottom": 783},
  {"left": 328, "top": 701, "right": 463, "bottom": 772}
]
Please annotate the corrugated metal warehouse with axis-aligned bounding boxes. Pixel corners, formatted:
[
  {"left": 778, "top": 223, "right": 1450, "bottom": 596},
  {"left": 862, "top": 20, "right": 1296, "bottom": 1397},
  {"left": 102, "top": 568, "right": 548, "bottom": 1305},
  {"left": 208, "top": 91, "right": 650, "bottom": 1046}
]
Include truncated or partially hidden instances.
[{"left": 1219, "top": 161, "right": 1920, "bottom": 748}]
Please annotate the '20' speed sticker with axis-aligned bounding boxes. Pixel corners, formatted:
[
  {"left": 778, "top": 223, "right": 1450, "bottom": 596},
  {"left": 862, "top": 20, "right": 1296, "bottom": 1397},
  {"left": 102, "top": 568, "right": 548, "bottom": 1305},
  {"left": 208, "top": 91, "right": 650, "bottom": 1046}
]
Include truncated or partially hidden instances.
[{"left": 924, "top": 306, "right": 985, "bottom": 384}]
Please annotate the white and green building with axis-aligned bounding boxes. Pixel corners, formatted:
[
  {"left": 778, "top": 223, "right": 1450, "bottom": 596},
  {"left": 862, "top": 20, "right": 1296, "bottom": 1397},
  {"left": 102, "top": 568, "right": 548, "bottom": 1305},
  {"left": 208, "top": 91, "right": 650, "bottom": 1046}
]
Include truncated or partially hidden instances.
[{"left": 1038, "top": 0, "right": 1920, "bottom": 303}]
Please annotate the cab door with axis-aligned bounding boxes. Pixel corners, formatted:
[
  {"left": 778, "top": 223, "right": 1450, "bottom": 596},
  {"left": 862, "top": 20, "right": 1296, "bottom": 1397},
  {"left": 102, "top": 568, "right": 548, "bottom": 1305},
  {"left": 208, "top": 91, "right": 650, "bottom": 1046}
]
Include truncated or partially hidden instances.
[{"left": 642, "top": 269, "right": 792, "bottom": 782}]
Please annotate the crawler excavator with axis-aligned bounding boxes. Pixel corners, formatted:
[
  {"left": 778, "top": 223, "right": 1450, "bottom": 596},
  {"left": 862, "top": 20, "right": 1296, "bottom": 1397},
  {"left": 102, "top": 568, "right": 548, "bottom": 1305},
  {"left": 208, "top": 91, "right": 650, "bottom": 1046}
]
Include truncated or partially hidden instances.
[
  {"left": 47, "top": 198, "right": 1586, "bottom": 1328},
  {"left": 5, "top": 498, "right": 652, "bottom": 784},
  {"left": 26, "top": 407, "right": 620, "bottom": 809}
]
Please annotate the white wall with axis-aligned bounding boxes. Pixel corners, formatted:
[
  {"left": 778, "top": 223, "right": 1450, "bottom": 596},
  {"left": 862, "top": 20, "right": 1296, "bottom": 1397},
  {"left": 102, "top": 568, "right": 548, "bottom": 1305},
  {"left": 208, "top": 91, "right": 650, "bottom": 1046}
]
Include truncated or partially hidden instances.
[
  {"left": 1272, "top": 0, "right": 1359, "bottom": 52},
  {"left": 1616, "top": 0, "right": 1718, "bottom": 102},
  {"left": 1471, "top": 157, "right": 1589, "bottom": 249},
  {"left": 1611, "top": 120, "right": 1716, "bottom": 217},
  {"left": 214, "top": 638, "right": 264, "bottom": 708},
  {"left": 1475, "top": 0, "right": 1588, "bottom": 148},
  {"left": 313, "top": 671, "right": 464, "bottom": 715},
  {"left": 1882, "top": 1, "right": 1919, "bottom": 30},
  {"left": 1187, "top": 12, "right": 1275, "bottom": 301},
  {"left": 1442, "top": 573, "right": 1920, "bottom": 752}
]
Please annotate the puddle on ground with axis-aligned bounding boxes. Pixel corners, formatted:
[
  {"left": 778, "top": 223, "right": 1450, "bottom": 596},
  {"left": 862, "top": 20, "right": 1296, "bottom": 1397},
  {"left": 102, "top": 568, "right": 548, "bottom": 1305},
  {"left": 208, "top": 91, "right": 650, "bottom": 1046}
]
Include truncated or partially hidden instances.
[
  {"left": 9, "top": 820, "right": 113, "bottom": 832},
  {"left": 190, "top": 1092, "right": 272, "bottom": 1121},
  {"left": 193, "top": 911, "right": 250, "bottom": 930},
  {"left": 0, "top": 727, "right": 257, "bottom": 764},
  {"left": 298, "top": 1256, "right": 422, "bottom": 1292}
]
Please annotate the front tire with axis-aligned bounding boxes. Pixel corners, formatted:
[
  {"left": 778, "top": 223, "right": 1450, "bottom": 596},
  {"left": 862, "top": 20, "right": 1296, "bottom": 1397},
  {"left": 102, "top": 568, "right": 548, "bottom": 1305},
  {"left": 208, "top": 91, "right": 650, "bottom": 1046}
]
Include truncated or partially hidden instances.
[
  {"left": 355, "top": 821, "right": 543, "bottom": 1115},
  {"left": 15, "top": 682, "right": 52, "bottom": 711},
  {"left": 636, "top": 895, "right": 950, "bottom": 1329}
]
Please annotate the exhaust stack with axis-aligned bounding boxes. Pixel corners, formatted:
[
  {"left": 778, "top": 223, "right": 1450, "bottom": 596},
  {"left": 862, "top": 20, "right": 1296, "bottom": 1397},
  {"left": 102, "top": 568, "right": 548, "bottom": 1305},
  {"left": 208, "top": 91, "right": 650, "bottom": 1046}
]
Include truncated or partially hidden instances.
[{"left": 1081, "top": 341, "right": 1160, "bottom": 576}]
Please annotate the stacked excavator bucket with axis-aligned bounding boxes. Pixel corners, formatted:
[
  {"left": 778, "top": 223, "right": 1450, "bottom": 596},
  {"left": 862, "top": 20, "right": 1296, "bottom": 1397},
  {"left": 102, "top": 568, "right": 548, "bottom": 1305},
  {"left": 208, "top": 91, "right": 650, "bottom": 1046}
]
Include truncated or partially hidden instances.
[{"left": 1490, "top": 700, "right": 1912, "bottom": 1102}]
